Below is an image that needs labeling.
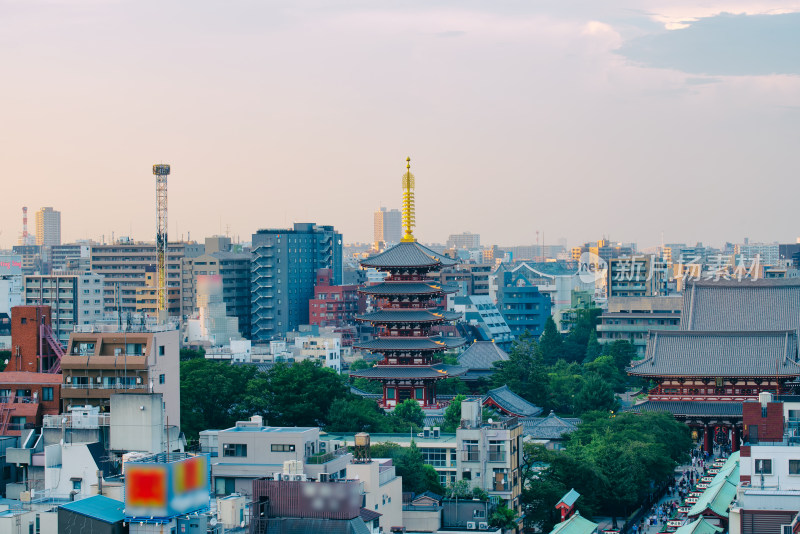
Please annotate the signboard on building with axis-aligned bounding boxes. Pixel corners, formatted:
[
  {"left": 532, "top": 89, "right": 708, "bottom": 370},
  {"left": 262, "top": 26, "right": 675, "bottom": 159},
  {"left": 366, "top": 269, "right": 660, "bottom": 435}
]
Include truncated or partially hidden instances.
[
  {"left": 0, "top": 255, "right": 22, "bottom": 276},
  {"left": 125, "top": 454, "right": 209, "bottom": 520}
]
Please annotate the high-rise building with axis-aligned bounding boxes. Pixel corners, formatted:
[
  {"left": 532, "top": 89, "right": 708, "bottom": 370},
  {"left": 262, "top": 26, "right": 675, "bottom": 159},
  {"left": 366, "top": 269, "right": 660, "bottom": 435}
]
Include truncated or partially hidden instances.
[
  {"left": 446, "top": 232, "right": 481, "bottom": 250},
  {"left": 90, "top": 242, "right": 204, "bottom": 317},
  {"left": 251, "top": 223, "right": 342, "bottom": 340},
  {"left": 191, "top": 249, "right": 251, "bottom": 338},
  {"left": 373, "top": 207, "right": 402, "bottom": 249},
  {"left": 23, "top": 272, "right": 105, "bottom": 345},
  {"left": 35, "top": 207, "right": 61, "bottom": 247}
]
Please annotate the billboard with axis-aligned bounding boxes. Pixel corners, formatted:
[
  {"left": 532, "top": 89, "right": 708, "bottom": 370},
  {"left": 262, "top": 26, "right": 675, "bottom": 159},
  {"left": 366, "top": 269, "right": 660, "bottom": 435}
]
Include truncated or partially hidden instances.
[
  {"left": 125, "top": 454, "right": 209, "bottom": 520},
  {"left": 0, "top": 255, "right": 22, "bottom": 276}
]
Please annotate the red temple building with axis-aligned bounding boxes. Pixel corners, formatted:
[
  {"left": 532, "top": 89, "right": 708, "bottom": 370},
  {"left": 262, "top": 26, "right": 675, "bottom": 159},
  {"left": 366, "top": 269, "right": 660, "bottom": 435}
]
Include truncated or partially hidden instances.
[
  {"left": 350, "top": 159, "right": 465, "bottom": 409},
  {"left": 628, "top": 279, "right": 800, "bottom": 453}
]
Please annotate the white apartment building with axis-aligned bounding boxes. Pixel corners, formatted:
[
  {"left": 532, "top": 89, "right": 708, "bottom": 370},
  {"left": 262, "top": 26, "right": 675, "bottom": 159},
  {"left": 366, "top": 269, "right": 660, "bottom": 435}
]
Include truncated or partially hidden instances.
[{"left": 23, "top": 272, "right": 104, "bottom": 345}]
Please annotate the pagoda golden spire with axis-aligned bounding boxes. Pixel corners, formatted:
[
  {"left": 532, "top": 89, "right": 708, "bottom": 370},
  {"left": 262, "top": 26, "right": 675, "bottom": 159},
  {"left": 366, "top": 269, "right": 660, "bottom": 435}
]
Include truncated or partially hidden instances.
[{"left": 401, "top": 157, "right": 416, "bottom": 242}]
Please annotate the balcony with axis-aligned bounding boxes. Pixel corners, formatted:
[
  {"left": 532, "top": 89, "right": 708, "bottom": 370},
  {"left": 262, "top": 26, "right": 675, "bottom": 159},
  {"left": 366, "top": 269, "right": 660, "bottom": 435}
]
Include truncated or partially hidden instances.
[
  {"left": 461, "top": 451, "right": 479, "bottom": 462},
  {"left": 306, "top": 448, "right": 349, "bottom": 465},
  {"left": 488, "top": 452, "right": 507, "bottom": 463}
]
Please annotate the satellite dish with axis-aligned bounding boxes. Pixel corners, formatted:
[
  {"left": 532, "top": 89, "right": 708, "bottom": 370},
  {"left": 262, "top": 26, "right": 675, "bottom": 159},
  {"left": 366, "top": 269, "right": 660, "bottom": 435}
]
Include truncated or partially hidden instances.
[
  {"left": 209, "top": 518, "right": 218, "bottom": 526},
  {"left": 488, "top": 418, "right": 493, "bottom": 424},
  {"left": 240, "top": 521, "right": 246, "bottom": 528}
]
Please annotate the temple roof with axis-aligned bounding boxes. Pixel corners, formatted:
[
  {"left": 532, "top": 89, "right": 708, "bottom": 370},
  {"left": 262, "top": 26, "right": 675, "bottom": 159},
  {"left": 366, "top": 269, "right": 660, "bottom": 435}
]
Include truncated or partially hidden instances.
[
  {"left": 523, "top": 411, "right": 580, "bottom": 439},
  {"left": 682, "top": 278, "right": 800, "bottom": 332},
  {"left": 484, "top": 385, "right": 543, "bottom": 417},
  {"left": 359, "top": 282, "right": 457, "bottom": 296},
  {"left": 673, "top": 518, "right": 723, "bottom": 534},
  {"left": 627, "top": 330, "right": 800, "bottom": 377},
  {"left": 353, "top": 336, "right": 466, "bottom": 352},
  {"left": 349, "top": 363, "right": 467, "bottom": 380},
  {"left": 457, "top": 342, "right": 509, "bottom": 370},
  {"left": 361, "top": 241, "right": 457, "bottom": 269},
  {"left": 547, "top": 513, "right": 599, "bottom": 534},
  {"left": 355, "top": 309, "right": 461, "bottom": 323},
  {"left": 624, "top": 400, "right": 743, "bottom": 417}
]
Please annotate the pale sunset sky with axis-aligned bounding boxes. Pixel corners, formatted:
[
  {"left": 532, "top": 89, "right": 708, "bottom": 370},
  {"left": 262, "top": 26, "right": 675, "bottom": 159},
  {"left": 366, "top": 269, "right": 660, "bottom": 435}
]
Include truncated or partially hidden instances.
[{"left": 1, "top": 0, "right": 799, "bottom": 248}]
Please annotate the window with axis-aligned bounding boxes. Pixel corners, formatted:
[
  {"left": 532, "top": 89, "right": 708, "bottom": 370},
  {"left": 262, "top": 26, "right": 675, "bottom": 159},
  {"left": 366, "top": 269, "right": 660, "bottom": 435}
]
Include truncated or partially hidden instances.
[
  {"left": 215, "top": 477, "right": 236, "bottom": 495},
  {"left": 271, "top": 444, "right": 295, "bottom": 452},
  {"left": 159, "top": 374, "right": 165, "bottom": 385},
  {"left": 159, "top": 345, "right": 165, "bottom": 356},
  {"left": 754, "top": 459, "right": 772, "bottom": 475},
  {"left": 789, "top": 460, "right": 800, "bottom": 475},
  {"left": 223, "top": 443, "right": 247, "bottom": 457},
  {"left": 41, "top": 388, "right": 53, "bottom": 402},
  {"left": 386, "top": 388, "right": 395, "bottom": 400},
  {"left": 415, "top": 388, "right": 424, "bottom": 401},
  {"left": 421, "top": 448, "right": 449, "bottom": 467},
  {"left": 72, "top": 479, "right": 82, "bottom": 491},
  {"left": 462, "top": 440, "right": 479, "bottom": 462}
]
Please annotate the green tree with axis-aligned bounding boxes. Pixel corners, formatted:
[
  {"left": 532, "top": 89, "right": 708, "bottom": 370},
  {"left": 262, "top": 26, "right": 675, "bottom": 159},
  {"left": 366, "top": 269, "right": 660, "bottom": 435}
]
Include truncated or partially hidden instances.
[
  {"left": 561, "top": 307, "right": 602, "bottom": 363},
  {"left": 395, "top": 441, "right": 427, "bottom": 493},
  {"left": 179, "top": 347, "right": 205, "bottom": 361},
  {"left": 352, "top": 377, "right": 382, "bottom": 394},
  {"left": 326, "top": 396, "right": 396, "bottom": 433},
  {"left": 490, "top": 505, "right": 517, "bottom": 530},
  {"left": 604, "top": 339, "right": 638, "bottom": 369},
  {"left": 583, "top": 355, "right": 627, "bottom": 393},
  {"left": 394, "top": 399, "right": 425, "bottom": 428},
  {"left": 260, "top": 360, "right": 349, "bottom": 427},
  {"left": 349, "top": 359, "right": 374, "bottom": 371},
  {"left": 491, "top": 334, "right": 549, "bottom": 408},
  {"left": 584, "top": 330, "right": 602, "bottom": 363},
  {"left": 437, "top": 377, "right": 469, "bottom": 395},
  {"left": 538, "top": 317, "right": 564, "bottom": 365},
  {"left": 546, "top": 360, "right": 584, "bottom": 414},
  {"left": 443, "top": 394, "right": 466, "bottom": 432},
  {"left": 574, "top": 374, "right": 619, "bottom": 415},
  {"left": 180, "top": 359, "right": 258, "bottom": 441}
]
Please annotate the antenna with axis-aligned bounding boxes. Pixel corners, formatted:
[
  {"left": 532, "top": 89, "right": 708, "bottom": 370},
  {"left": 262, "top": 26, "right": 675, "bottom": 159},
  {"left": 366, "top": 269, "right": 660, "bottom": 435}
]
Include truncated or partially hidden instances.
[
  {"left": 401, "top": 157, "right": 416, "bottom": 242},
  {"left": 152, "top": 164, "right": 170, "bottom": 319}
]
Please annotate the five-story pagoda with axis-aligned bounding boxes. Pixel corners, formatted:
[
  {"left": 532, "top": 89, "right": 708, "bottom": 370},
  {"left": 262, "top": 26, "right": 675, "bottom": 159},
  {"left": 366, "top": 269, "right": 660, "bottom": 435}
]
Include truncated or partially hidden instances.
[{"left": 351, "top": 158, "right": 466, "bottom": 409}]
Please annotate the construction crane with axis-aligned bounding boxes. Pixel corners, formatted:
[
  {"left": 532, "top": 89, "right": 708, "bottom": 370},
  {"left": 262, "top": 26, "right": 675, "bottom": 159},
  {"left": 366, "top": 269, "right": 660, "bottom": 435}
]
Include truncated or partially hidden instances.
[{"left": 152, "top": 164, "right": 170, "bottom": 319}]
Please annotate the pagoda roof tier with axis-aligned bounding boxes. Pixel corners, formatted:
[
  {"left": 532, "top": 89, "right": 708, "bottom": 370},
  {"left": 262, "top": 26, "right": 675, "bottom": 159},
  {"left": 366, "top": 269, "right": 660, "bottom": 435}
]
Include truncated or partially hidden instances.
[
  {"left": 624, "top": 400, "right": 743, "bottom": 418},
  {"left": 355, "top": 309, "right": 461, "bottom": 323},
  {"left": 360, "top": 241, "right": 457, "bottom": 270},
  {"left": 350, "top": 363, "right": 467, "bottom": 380},
  {"left": 359, "top": 281, "right": 458, "bottom": 296},
  {"left": 627, "top": 330, "right": 800, "bottom": 378},
  {"left": 353, "top": 335, "right": 466, "bottom": 352}
]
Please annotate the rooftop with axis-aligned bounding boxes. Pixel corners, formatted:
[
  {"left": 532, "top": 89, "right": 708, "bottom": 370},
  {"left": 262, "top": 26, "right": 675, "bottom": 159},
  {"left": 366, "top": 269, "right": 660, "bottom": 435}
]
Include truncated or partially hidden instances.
[
  {"left": 457, "top": 342, "right": 509, "bottom": 370},
  {"left": 484, "top": 385, "right": 543, "bottom": 418},
  {"left": 59, "top": 495, "right": 125, "bottom": 524},
  {"left": 360, "top": 241, "right": 457, "bottom": 269}
]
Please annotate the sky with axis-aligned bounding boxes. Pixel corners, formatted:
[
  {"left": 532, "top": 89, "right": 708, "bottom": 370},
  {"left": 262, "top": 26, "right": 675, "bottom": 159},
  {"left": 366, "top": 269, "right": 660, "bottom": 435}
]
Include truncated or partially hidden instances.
[{"left": 1, "top": 0, "right": 799, "bottom": 249}]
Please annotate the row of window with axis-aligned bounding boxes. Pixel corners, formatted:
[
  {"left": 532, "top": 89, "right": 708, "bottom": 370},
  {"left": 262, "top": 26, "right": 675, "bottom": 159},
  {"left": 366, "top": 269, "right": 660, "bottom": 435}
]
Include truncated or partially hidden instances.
[{"left": 754, "top": 458, "right": 800, "bottom": 475}]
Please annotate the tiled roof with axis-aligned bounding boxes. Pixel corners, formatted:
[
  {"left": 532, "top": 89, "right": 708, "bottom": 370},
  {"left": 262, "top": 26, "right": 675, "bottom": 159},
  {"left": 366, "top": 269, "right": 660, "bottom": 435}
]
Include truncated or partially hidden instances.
[
  {"left": 484, "top": 385, "right": 543, "bottom": 417},
  {"left": 682, "top": 278, "right": 800, "bottom": 332},
  {"left": 359, "top": 508, "right": 382, "bottom": 522},
  {"left": 687, "top": 479, "right": 737, "bottom": 519},
  {"left": 59, "top": 495, "right": 125, "bottom": 524},
  {"left": 673, "top": 518, "right": 723, "bottom": 534},
  {"left": 355, "top": 310, "right": 461, "bottom": 323},
  {"left": 624, "top": 400, "right": 743, "bottom": 417},
  {"left": 361, "top": 242, "right": 457, "bottom": 269},
  {"left": 628, "top": 330, "right": 800, "bottom": 377},
  {"left": 548, "top": 512, "right": 599, "bottom": 534},
  {"left": 353, "top": 336, "right": 466, "bottom": 352},
  {"left": 558, "top": 488, "right": 580, "bottom": 508},
  {"left": 457, "top": 342, "right": 509, "bottom": 370},
  {"left": 523, "top": 411, "right": 580, "bottom": 439},
  {"left": 359, "top": 282, "right": 457, "bottom": 296},
  {"left": 350, "top": 364, "right": 467, "bottom": 380},
  {"left": 349, "top": 386, "right": 382, "bottom": 400}
]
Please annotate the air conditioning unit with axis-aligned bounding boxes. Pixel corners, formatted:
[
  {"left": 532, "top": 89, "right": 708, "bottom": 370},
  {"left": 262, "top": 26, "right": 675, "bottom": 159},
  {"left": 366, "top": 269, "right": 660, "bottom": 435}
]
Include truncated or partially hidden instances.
[
  {"left": 423, "top": 427, "right": 431, "bottom": 438},
  {"left": 273, "top": 473, "right": 283, "bottom": 481},
  {"left": 479, "top": 522, "right": 489, "bottom": 530},
  {"left": 466, "top": 522, "right": 477, "bottom": 530},
  {"left": 293, "top": 474, "right": 306, "bottom": 481},
  {"left": 432, "top": 427, "right": 440, "bottom": 438}
]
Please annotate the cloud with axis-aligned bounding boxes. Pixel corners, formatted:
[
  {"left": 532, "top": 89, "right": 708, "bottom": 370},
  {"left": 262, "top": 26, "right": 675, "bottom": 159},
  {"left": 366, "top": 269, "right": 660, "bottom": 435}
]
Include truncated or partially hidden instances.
[{"left": 618, "top": 12, "right": 800, "bottom": 76}]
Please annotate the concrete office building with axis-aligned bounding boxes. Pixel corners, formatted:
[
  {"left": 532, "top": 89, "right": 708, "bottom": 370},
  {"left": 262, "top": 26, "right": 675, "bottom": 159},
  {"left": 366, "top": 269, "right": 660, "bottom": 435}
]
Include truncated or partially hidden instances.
[
  {"left": 201, "top": 416, "right": 352, "bottom": 496},
  {"left": 596, "top": 296, "right": 682, "bottom": 357},
  {"left": 49, "top": 243, "right": 91, "bottom": 273},
  {"left": 90, "top": 242, "right": 204, "bottom": 317},
  {"left": 373, "top": 207, "right": 402, "bottom": 249},
  {"left": 446, "top": 232, "right": 481, "bottom": 250},
  {"left": 61, "top": 324, "right": 180, "bottom": 426},
  {"left": 35, "top": 207, "right": 61, "bottom": 247},
  {"left": 191, "top": 249, "right": 251, "bottom": 338},
  {"left": 23, "top": 272, "right": 104, "bottom": 346},
  {"left": 607, "top": 255, "right": 669, "bottom": 298},
  {"left": 251, "top": 223, "right": 342, "bottom": 340}
]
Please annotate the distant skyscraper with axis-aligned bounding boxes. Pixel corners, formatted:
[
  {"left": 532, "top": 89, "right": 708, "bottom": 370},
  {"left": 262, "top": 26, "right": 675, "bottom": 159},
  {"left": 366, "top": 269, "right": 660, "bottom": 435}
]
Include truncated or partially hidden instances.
[
  {"left": 446, "top": 232, "right": 481, "bottom": 250},
  {"left": 35, "top": 207, "right": 61, "bottom": 247},
  {"left": 373, "top": 207, "right": 402, "bottom": 249},
  {"left": 251, "top": 223, "right": 342, "bottom": 341}
]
